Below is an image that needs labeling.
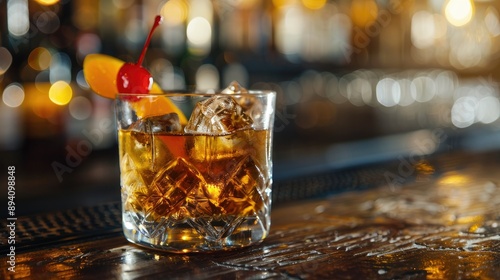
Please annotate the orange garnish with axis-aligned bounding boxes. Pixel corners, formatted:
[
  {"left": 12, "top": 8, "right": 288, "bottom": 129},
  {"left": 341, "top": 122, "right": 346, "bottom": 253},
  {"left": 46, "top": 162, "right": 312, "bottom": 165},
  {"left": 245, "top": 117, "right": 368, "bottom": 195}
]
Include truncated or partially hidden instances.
[
  {"left": 158, "top": 135, "right": 187, "bottom": 159},
  {"left": 83, "top": 53, "right": 187, "bottom": 124},
  {"left": 133, "top": 94, "right": 188, "bottom": 124},
  {"left": 83, "top": 54, "right": 122, "bottom": 99}
]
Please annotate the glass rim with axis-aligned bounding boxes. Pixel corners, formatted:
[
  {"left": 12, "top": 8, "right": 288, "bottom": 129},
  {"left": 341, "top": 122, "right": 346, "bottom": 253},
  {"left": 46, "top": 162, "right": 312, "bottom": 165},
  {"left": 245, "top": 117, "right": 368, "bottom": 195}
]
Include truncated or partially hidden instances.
[{"left": 116, "top": 90, "right": 276, "bottom": 99}]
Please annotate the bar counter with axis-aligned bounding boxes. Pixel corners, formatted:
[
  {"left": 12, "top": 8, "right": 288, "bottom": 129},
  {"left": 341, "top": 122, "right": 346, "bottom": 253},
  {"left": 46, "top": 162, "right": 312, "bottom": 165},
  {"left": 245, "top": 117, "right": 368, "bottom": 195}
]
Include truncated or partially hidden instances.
[{"left": 2, "top": 149, "right": 500, "bottom": 279}]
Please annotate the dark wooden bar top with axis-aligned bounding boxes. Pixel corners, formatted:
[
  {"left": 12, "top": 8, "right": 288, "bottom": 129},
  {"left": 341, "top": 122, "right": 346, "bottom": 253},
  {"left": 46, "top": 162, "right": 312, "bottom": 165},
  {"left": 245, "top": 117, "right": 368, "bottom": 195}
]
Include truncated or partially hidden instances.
[{"left": 2, "top": 150, "right": 500, "bottom": 279}]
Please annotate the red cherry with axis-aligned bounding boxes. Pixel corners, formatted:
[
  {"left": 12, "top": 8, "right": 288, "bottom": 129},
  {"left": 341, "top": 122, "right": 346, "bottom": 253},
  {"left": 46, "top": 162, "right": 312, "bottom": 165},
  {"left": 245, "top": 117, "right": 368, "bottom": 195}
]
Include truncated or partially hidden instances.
[
  {"left": 117, "top": 15, "right": 163, "bottom": 98},
  {"left": 117, "top": 63, "right": 152, "bottom": 94}
]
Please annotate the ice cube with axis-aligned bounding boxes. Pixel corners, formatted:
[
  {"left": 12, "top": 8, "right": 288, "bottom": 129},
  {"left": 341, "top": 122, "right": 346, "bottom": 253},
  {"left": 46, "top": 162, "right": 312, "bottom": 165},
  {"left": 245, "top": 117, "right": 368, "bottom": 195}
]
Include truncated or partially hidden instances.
[
  {"left": 119, "top": 129, "right": 170, "bottom": 177},
  {"left": 238, "top": 95, "right": 264, "bottom": 127},
  {"left": 221, "top": 81, "right": 248, "bottom": 94},
  {"left": 130, "top": 113, "right": 182, "bottom": 133},
  {"left": 184, "top": 95, "right": 253, "bottom": 134},
  {"left": 122, "top": 114, "right": 181, "bottom": 175},
  {"left": 221, "top": 81, "right": 265, "bottom": 127}
]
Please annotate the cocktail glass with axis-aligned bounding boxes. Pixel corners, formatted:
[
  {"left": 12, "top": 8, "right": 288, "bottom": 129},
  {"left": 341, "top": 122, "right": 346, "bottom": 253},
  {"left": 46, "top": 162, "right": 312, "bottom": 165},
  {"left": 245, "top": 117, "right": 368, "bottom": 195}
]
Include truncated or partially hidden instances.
[{"left": 115, "top": 86, "right": 276, "bottom": 253}]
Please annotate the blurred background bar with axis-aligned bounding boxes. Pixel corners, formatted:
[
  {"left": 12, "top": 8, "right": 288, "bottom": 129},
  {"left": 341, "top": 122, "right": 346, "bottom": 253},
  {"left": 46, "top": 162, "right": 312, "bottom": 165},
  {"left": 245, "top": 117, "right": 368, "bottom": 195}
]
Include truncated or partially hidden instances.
[{"left": 1, "top": 0, "right": 500, "bottom": 215}]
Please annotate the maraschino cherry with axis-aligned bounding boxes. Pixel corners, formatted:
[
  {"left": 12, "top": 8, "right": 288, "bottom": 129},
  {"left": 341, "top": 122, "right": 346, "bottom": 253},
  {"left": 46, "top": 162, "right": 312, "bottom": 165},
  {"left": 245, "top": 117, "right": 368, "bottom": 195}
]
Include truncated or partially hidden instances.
[{"left": 117, "top": 15, "right": 163, "bottom": 95}]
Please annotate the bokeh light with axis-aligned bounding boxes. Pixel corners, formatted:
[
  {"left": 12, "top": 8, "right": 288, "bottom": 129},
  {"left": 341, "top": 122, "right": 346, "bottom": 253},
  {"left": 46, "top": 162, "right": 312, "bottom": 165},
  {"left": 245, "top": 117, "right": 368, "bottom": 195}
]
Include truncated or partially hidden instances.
[
  {"left": 34, "top": 0, "right": 59, "bottom": 5},
  {"left": 112, "top": 0, "right": 134, "bottom": 9},
  {"left": 452, "top": 96, "right": 476, "bottom": 128},
  {"left": 302, "top": 0, "right": 327, "bottom": 10},
  {"left": 161, "top": 0, "right": 188, "bottom": 24},
  {"left": 275, "top": 4, "right": 304, "bottom": 59},
  {"left": 35, "top": 71, "right": 51, "bottom": 87},
  {"left": 0, "top": 47, "right": 13, "bottom": 75},
  {"left": 445, "top": 0, "right": 474, "bottom": 27},
  {"left": 411, "top": 11, "right": 436, "bottom": 49},
  {"left": 71, "top": 0, "right": 98, "bottom": 30},
  {"left": 49, "top": 81, "right": 73, "bottom": 105},
  {"left": 222, "top": 63, "right": 249, "bottom": 88},
  {"left": 50, "top": 52, "right": 72, "bottom": 83},
  {"left": 28, "top": 47, "right": 52, "bottom": 71},
  {"left": 330, "top": 13, "right": 353, "bottom": 63},
  {"left": 476, "top": 96, "right": 500, "bottom": 124},
  {"left": 2, "top": 83, "right": 25, "bottom": 108},
  {"left": 187, "top": 0, "right": 214, "bottom": 56},
  {"left": 347, "top": 76, "right": 372, "bottom": 106},
  {"left": 7, "top": 0, "right": 29, "bottom": 36},
  {"left": 412, "top": 76, "right": 436, "bottom": 103},
  {"left": 282, "top": 80, "right": 303, "bottom": 105},
  {"left": 376, "top": 78, "right": 400, "bottom": 107},
  {"left": 69, "top": 96, "right": 92, "bottom": 120},
  {"left": 124, "top": 19, "right": 145, "bottom": 46},
  {"left": 187, "top": 17, "right": 212, "bottom": 46},
  {"left": 429, "top": 0, "right": 446, "bottom": 12},
  {"left": 273, "top": 0, "right": 294, "bottom": 8},
  {"left": 234, "top": 0, "right": 260, "bottom": 9},
  {"left": 350, "top": 0, "right": 378, "bottom": 28},
  {"left": 448, "top": 25, "right": 490, "bottom": 70},
  {"left": 196, "top": 64, "right": 220, "bottom": 91},
  {"left": 76, "top": 33, "right": 102, "bottom": 60},
  {"left": 485, "top": 7, "right": 500, "bottom": 36},
  {"left": 397, "top": 79, "right": 416, "bottom": 107},
  {"left": 35, "top": 11, "right": 60, "bottom": 34},
  {"left": 24, "top": 83, "right": 58, "bottom": 120},
  {"left": 76, "top": 70, "right": 89, "bottom": 90}
]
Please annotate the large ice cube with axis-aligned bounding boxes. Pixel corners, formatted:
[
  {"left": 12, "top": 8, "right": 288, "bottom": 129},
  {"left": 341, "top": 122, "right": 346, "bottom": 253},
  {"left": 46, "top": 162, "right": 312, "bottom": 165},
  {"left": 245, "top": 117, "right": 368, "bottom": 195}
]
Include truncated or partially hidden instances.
[
  {"left": 119, "top": 129, "right": 169, "bottom": 178},
  {"left": 121, "top": 113, "right": 181, "bottom": 176},
  {"left": 184, "top": 95, "right": 253, "bottom": 134},
  {"left": 221, "top": 81, "right": 266, "bottom": 128},
  {"left": 130, "top": 113, "right": 182, "bottom": 133},
  {"left": 221, "top": 81, "right": 248, "bottom": 94}
]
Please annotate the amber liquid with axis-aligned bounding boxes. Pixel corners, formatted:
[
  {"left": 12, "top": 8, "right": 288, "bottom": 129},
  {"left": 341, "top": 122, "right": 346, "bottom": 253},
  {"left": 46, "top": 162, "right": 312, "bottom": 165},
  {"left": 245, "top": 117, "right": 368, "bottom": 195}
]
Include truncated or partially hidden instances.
[{"left": 119, "top": 128, "right": 272, "bottom": 252}]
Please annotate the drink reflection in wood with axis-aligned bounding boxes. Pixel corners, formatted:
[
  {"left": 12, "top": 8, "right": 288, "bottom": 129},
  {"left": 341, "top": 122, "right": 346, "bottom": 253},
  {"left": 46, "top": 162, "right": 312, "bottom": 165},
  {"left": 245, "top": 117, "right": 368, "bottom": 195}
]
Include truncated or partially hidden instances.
[{"left": 115, "top": 84, "right": 276, "bottom": 253}]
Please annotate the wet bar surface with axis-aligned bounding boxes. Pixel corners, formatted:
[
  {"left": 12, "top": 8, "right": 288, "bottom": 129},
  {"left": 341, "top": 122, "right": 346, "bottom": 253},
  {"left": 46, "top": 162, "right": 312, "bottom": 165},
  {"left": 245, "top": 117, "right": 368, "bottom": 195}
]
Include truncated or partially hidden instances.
[{"left": 2, "top": 151, "right": 500, "bottom": 279}]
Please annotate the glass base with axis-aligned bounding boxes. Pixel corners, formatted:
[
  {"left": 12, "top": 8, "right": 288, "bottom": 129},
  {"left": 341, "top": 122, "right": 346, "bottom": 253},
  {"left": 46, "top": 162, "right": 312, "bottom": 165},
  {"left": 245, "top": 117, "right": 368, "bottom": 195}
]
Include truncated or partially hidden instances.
[{"left": 122, "top": 211, "right": 270, "bottom": 253}]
